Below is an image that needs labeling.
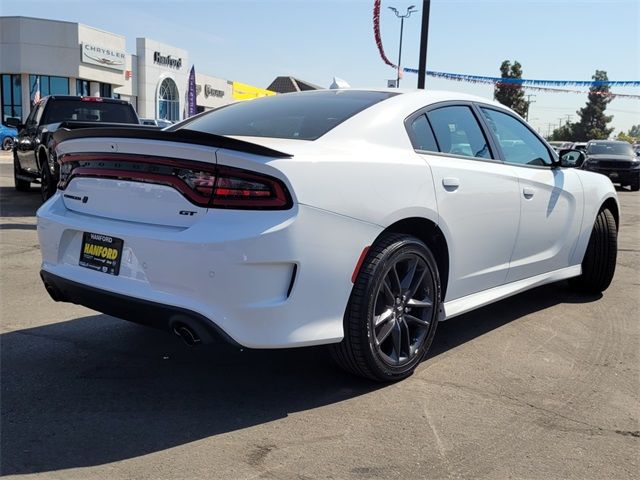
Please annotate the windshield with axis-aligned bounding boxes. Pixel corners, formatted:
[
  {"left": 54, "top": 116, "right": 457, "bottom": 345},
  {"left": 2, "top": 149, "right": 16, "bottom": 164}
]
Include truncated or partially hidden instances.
[
  {"left": 587, "top": 142, "right": 634, "bottom": 156},
  {"left": 176, "top": 90, "right": 398, "bottom": 140},
  {"left": 42, "top": 100, "right": 138, "bottom": 124}
]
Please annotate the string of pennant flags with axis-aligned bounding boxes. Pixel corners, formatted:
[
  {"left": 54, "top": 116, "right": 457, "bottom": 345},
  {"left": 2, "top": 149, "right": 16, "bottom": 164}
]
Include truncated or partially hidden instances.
[{"left": 372, "top": 0, "right": 640, "bottom": 98}]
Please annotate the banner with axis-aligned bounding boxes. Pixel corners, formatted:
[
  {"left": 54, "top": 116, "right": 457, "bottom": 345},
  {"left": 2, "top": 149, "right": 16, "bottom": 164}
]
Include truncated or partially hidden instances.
[{"left": 187, "top": 65, "right": 197, "bottom": 118}]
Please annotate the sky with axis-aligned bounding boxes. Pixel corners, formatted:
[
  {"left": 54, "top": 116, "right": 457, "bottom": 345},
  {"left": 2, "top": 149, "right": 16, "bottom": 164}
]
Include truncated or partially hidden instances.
[{"left": 1, "top": 0, "right": 639, "bottom": 135}]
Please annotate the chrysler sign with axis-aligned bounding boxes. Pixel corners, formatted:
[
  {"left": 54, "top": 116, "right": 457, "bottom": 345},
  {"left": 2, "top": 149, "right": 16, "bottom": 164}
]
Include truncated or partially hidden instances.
[{"left": 81, "top": 43, "right": 126, "bottom": 71}]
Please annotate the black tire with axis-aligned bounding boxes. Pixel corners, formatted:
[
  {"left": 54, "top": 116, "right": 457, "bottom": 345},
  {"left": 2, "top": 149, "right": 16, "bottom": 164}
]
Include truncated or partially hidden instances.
[
  {"left": 13, "top": 154, "right": 31, "bottom": 192},
  {"left": 40, "top": 159, "right": 55, "bottom": 202},
  {"left": 330, "top": 233, "right": 441, "bottom": 382},
  {"left": 570, "top": 208, "right": 617, "bottom": 294},
  {"left": 2, "top": 137, "right": 13, "bottom": 151},
  {"left": 630, "top": 179, "right": 639, "bottom": 192}
]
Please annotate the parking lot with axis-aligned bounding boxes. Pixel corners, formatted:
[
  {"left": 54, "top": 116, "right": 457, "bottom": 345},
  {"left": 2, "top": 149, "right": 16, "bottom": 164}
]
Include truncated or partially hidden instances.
[{"left": 0, "top": 148, "right": 638, "bottom": 479}]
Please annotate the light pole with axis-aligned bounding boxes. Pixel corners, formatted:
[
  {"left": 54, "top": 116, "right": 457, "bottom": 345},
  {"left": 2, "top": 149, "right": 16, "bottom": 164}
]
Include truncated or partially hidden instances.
[{"left": 388, "top": 5, "right": 418, "bottom": 88}]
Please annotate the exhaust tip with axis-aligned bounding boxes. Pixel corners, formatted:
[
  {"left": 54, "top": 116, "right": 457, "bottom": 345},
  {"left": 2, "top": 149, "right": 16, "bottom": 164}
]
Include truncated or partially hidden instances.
[{"left": 173, "top": 324, "right": 201, "bottom": 346}]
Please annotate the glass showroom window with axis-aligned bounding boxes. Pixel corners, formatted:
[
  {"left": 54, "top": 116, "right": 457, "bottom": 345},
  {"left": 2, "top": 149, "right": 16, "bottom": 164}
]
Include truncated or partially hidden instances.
[
  {"left": 1, "top": 74, "right": 22, "bottom": 122},
  {"left": 100, "top": 83, "right": 112, "bottom": 98},
  {"left": 76, "top": 79, "right": 90, "bottom": 97},
  {"left": 29, "top": 75, "right": 69, "bottom": 105},
  {"left": 158, "top": 78, "right": 179, "bottom": 121}
]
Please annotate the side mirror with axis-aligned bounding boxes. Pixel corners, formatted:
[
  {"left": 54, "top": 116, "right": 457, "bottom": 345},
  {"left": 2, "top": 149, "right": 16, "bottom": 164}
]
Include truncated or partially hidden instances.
[
  {"left": 5, "top": 117, "right": 23, "bottom": 129},
  {"left": 558, "top": 149, "right": 585, "bottom": 168}
]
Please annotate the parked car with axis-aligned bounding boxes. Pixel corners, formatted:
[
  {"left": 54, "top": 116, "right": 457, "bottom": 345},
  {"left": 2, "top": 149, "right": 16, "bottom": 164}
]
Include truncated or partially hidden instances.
[
  {"left": 0, "top": 123, "right": 18, "bottom": 150},
  {"left": 7, "top": 96, "right": 143, "bottom": 200},
  {"left": 548, "top": 141, "right": 573, "bottom": 153},
  {"left": 571, "top": 142, "right": 587, "bottom": 152},
  {"left": 38, "top": 89, "right": 618, "bottom": 381},
  {"left": 582, "top": 140, "right": 640, "bottom": 191},
  {"left": 140, "top": 118, "right": 173, "bottom": 128}
]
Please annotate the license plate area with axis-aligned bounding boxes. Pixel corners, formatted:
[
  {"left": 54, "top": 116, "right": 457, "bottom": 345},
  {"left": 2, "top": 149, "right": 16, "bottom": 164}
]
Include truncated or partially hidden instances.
[{"left": 79, "top": 232, "right": 123, "bottom": 276}]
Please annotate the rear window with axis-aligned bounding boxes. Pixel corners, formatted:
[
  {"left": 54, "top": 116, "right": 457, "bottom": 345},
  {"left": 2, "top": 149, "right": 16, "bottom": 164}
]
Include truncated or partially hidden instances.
[
  {"left": 587, "top": 142, "right": 634, "bottom": 156},
  {"left": 42, "top": 100, "right": 138, "bottom": 124},
  {"left": 176, "top": 90, "right": 398, "bottom": 140}
]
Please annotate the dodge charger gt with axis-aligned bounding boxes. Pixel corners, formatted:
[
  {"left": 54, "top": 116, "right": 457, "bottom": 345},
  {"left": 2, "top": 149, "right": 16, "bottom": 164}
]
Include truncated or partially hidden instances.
[{"left": 37, "top": 89, "right": 618, "bottom": 381}]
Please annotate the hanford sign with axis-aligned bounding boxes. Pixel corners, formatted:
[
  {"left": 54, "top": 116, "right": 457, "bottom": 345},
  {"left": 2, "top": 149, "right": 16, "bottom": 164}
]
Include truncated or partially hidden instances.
[
  {"left": 81, "top": 43, "right": 126, "bottom": 71},
  {"left": 153, "top": 51, "right": 183, "bottom": 69}
]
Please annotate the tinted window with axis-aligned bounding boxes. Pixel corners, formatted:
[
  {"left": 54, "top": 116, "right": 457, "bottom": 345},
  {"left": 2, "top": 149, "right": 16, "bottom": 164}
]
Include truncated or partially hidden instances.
[
  {"left": 480, "top": 108, "right": 552, "bottom": 166},
  {"left": 41, "top": 100, "right": 138, "bottom": 124},
  {"left": 427, "top": 106, "right": 491, "bottom": 159},
  {"left": 587, "top": 142, "right": 634, "bottom": 156},
  {"left": 177, "top": 90, "right": 398, "bottom": 140},
  {"left": 410, "top": 114, "right": 438, "bottom": 152}
]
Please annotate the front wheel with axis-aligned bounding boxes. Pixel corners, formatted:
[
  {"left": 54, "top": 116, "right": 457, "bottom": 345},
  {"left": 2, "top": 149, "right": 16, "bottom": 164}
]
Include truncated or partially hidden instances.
[
  {"left": 630, "top": 178, "right": 639, "bottom": 192},
  {"left": 2, "top": 137, "right": 13, "bottom": 151},
  {"left": 330, "top": 233, "right": 441, "bottom": 381},
  {"left": 570, "top": 208, "right": 617, "bottom": 294},
  {"left": 13, "top": 154, "right": 31, "bottom": 192}
]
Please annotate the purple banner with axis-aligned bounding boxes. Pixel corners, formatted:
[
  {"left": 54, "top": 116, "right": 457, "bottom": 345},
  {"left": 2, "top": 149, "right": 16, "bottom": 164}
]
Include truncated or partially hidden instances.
[{"left": 187, "top": 65, "right": 197, "bottom": 118}]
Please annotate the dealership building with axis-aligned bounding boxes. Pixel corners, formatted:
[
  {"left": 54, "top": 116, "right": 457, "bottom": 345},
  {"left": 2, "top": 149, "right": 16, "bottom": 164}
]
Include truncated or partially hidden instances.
[{"left": 0, "top": 16, "right": 275, "bottom": 123}]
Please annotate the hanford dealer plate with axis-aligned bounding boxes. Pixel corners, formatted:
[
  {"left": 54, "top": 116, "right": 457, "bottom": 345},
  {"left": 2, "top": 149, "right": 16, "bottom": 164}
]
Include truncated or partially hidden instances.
[{"left": 79, "top": 232, "right": 123, "bottom": 276}]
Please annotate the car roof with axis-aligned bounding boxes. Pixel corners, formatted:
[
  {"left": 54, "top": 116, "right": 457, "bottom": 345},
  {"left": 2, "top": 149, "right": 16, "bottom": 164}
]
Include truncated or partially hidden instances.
[{"left": 43, "top": 95, "right": 132, "bottom": 105}]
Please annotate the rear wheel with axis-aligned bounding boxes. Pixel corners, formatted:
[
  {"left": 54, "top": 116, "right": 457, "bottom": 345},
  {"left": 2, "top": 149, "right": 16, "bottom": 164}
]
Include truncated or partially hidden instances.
[
  {"left": 330, "top": 233, "right": 440, "bottom": 381},
  {"left": 13, "top": 154, "right": 30, "bottom": 192},
  {"left": 570, "top": 208, "right": 617, "bottom": 294},
  {"left": 40, "top": 160, "right": 55, "bottom": 202}
]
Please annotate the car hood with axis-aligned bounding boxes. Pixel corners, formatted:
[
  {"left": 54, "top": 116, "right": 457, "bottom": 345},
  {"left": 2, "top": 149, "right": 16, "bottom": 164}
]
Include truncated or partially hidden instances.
[{"left": 586, "top": 154, "right": 636, "bottom": 161}]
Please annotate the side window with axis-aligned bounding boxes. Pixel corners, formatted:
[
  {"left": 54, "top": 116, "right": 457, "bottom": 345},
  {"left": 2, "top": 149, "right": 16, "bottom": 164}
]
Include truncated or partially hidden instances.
[
  {"left": 410, "top": 114, "right": 438, "bottom": 152},
  {"left": 480, "top": 108, "right": 552, "bottom": 167},
  {"left": 427, "top": 106, "right": 492, "bottom": 159}
]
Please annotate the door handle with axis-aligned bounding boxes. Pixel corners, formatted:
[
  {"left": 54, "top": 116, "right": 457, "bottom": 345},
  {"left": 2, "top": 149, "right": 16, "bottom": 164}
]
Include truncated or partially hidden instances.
[
  {"left": 523, "top": 187, "right": 535, "bottom": 199},
  {"left": 442, "top": 177, "right": 460, "bottom": 191}
]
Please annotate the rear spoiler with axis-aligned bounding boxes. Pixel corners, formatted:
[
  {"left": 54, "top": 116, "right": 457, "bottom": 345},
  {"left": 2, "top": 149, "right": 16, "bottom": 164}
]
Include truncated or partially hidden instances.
[{"left": 53, "top": 126, "right": 293, "bottom": 159}]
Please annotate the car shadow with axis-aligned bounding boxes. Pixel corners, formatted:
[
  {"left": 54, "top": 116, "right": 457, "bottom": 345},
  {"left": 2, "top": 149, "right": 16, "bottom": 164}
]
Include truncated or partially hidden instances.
[
  {"left": 0, "top": 282, "right": 600, "bottom": 475},
  {"left": 0, "top": 186, "right": 42, "bottom": 218}
]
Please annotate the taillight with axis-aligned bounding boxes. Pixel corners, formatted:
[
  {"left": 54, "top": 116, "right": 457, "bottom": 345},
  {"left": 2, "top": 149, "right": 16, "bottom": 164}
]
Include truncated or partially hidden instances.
[
  {"left": 57, "top": 153, "right": 292, "bottom": 210},
  {"left": 211, "top": 166, "right": 290, "bottom": 209},
  {"left": 80, "top": 96, "right": 104, "bottom": 102}
]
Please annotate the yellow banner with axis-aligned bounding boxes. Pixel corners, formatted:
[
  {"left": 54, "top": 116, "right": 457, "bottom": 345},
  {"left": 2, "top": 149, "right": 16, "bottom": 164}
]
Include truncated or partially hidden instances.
[{"left": 232, "top": 82, "right": 276, "bottom": 101}]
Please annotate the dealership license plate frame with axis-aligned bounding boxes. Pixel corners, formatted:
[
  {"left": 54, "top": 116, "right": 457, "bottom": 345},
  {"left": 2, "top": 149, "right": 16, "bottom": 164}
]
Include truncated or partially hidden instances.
[{"left": 79, "top": 232, "right": 124, "bottom": 276}]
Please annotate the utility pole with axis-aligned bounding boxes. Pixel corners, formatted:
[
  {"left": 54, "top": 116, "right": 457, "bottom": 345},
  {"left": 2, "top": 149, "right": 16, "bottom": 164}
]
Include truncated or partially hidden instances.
[
  {"left": 546, "top": 123, "right": 555, "bottom": 138},
  {"left": 525, "top": 94, "right": 536, "bottom": 121},
  {"left": 388, "top": 5, "right": 418, "bottom": 88},
  {"left": 564, "top": 114, "right": 573, "bottom": 125},
  {"left": 417, "top": 0, "right": 431, "bottom": 89}
]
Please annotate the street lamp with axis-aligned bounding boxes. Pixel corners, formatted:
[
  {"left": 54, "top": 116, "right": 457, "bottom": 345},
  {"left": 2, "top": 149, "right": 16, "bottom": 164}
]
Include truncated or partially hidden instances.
[{"left": 388, "top": 5, "right": 418, "bottom": 88}]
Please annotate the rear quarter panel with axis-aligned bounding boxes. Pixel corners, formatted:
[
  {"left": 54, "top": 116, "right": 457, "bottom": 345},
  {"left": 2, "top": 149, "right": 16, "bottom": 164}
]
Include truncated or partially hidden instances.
[{"left": 570, "top": 170, "right": 619, "bottom": 265}]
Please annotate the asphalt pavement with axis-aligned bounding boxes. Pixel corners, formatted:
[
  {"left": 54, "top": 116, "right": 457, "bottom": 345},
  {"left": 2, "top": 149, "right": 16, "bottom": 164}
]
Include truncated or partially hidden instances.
[{"left": 1, "top": 150, "right": 638, "bottom": 479}]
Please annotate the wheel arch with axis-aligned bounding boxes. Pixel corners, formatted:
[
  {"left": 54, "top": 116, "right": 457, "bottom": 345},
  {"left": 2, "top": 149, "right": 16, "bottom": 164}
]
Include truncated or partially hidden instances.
[
  {"left": 377, "top": 217, "right": 450, "bottom": 300},
  {"left": 601, "top": 196, "right": 619, "bottom": 230}
]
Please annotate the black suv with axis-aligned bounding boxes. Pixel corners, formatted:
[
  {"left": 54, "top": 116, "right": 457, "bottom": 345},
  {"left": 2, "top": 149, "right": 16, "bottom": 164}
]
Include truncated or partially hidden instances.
[
  {"left": 7, "top": 96, "right": 143, "bottom": 201},
  {"left": 582, "top": 140, "right": 640, "bottom": 191}
]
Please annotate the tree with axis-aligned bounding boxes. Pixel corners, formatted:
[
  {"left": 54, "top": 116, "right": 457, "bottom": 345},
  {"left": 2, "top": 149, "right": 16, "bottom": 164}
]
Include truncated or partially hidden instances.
[
  {"left": 616, "top": 124, "right": 640, "bottom": 143},
  {"left": 571, "top": 70, "right": 614, "bottom": 141},
  {"left": 494, "top": 60, "right": 529, "bottom": 118},
  {"left": 550, "top": 123, "right": 574, "bottom": 141}
]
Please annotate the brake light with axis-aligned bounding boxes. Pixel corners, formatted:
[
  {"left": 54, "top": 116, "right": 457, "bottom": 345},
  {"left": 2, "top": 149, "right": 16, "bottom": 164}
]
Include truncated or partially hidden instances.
[
  {"left": 57, "top": 153, "right": 292, "bottom": 210},
  {"left": 81, "top": 97, "right": 104, "bottom": 102}
]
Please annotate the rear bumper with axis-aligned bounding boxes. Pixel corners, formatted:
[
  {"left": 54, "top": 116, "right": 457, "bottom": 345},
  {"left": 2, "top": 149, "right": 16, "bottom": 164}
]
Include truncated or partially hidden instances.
[
  {"left": 37, "top": 192, "right": 382, "bottom": 348},
  {"left": 40, "top": 270, "right": 239, "bottom": 346}
]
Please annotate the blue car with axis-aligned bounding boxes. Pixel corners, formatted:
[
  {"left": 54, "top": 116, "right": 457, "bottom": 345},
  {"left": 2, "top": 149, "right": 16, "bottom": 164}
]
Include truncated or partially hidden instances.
[{"left": 0, "top": 123, "right": 18, "bottom": 150}]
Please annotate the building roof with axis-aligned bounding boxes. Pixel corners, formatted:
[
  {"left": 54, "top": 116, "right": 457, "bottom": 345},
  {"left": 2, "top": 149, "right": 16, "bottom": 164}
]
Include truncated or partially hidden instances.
[{"left": 266, "top": 76, "right": 322, "bottom": 94}]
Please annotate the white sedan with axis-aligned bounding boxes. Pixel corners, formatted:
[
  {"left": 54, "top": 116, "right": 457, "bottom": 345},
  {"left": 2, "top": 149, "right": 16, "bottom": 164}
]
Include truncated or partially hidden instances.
[{"left": 37, "top": 89, "right": 618, "bottom": 381}]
